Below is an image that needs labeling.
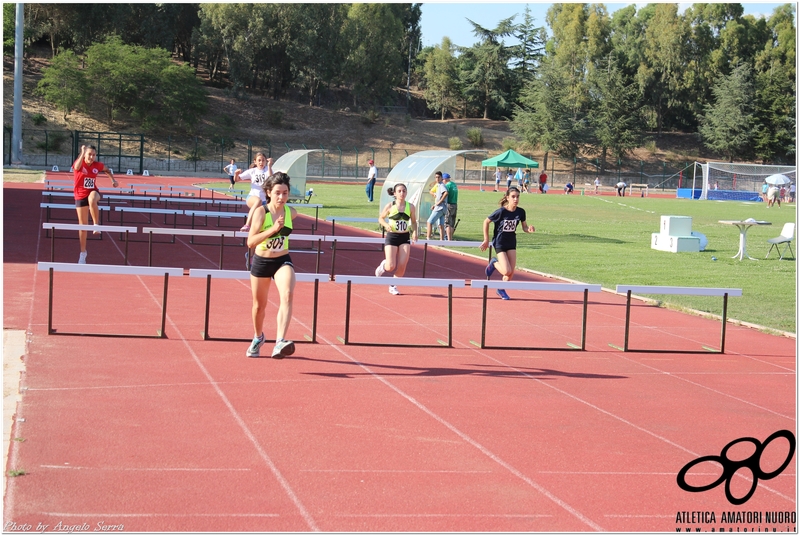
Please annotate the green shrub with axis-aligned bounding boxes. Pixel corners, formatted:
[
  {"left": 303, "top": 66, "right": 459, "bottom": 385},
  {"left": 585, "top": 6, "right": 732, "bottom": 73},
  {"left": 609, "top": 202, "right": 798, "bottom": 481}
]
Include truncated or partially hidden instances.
[
  {"left": 502, "top": 137, "right": 518, "bottom": 151},
  {"left": 448, "top": 137, "right": 463, "bottom": 150},
  {"left": 265, "top": 109, "right": 283, "bottom": 128},
  {"left": 184, "top": 146, "right": 206, "bottom": 161},
  {"left": 360, "top": 109, "right": 379, "bottom": 125},
  {"left": 644, "top": 140, "right": 657, "bottom": 154},
  {"left": 35, "top": 132, "right": 67, "bottom": 152},
  {"left": 31, "top": 113, "right": 47, "bottom": 126},
  {"left": 466, "top": 127, "right": 483, "bottom": 147}
]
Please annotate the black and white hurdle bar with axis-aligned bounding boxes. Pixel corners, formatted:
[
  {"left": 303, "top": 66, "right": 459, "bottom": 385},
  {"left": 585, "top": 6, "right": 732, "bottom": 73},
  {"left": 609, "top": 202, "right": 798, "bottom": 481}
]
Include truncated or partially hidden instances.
[
  {"left": 188, "top": 269, "right": 327, "bottom": 343},
  {"left": 471, "top": 280, "right": 602, "bottom": 351},
  {"left": 43, "top": 223, "right": 137, "bottom": 265},
  {"left": 335, "top": 275, "right": 466, "bottom": 348},
  {"left": 38, "top": 262, "right": 183, "bottom": 338},
  {"left": 615, "top": 285, "right": 743, "bottom": 354}
]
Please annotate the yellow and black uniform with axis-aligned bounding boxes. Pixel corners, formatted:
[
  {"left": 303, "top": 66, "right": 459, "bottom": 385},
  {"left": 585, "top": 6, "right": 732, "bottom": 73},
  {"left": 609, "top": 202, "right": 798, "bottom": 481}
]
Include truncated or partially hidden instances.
[
  {"left": 250, "top": 206, "right": 294, "bottom": 279},
  {"left": 385, "top": 201, "right": 412, "bottom": 247}
]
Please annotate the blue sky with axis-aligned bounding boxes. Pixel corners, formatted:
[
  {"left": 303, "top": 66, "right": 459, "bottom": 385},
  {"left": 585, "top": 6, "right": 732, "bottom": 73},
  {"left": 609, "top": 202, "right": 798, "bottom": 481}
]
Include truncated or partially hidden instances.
[{"left": 419, "top": 2, "right": 789, "bottom": 49}]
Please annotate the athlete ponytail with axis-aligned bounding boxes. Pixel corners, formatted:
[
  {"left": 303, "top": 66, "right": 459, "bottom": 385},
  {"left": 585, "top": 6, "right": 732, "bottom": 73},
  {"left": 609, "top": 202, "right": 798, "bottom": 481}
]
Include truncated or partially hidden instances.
[
  {"left": 386, "top": 183, "right": 407, "bottom": 198},
  {"left": 500, "top": 186, "right": 521, "bottom": 207}
]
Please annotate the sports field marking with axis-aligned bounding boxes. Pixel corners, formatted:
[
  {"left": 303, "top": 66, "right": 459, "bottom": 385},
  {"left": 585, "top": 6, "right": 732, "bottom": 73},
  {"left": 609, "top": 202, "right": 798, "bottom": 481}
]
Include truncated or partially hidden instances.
[
  {"left": 612, "top": 353, "right": 796, "bottom": 422},
  {"left": 133, "top": 277, "right": 320, "bottom": 531},
  {"left": 319, "top": 335, "right": 605, "bottom": 530},
  {"left": 38, "top": 513, "right": 280, "bottom": 518},
  {"left": 40, "top": 464, "right": 252, "bottom": 471}
]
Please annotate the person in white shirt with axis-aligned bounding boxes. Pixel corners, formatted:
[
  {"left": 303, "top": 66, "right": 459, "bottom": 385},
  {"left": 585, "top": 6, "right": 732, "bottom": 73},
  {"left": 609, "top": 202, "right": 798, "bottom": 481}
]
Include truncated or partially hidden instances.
[
  {"left": 234, "top": 152, "right": 272, "bottom": 232},
  {"left": 594, "top": 177, "right": 601, "bottom": 194},
  {"left": 366, "top": 159, "right": 377, "bottom": 202},
  {"left": 494, "top": 167, "right": 502, "bottom": 192},
  {"left": 224, "top": 159, "right": 238, "bottom": 190}
]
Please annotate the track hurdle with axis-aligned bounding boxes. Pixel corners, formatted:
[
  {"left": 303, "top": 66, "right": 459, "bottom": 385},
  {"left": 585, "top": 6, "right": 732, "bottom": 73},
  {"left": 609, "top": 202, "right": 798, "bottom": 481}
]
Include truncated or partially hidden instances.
[
  {"left": 335, "top": 275, "right": 466, "bottom": 348},
  {"left": 327, "top": 236, "right": 385, "bottom": 277},
  {"left": 112, "top": 206, "right": 181, "bottom": 227},
  {"left": 42, "top": 222, "right": 137, "bottom": 264},
  {"left": 142, "top": 227, "right": 241, "bottom": 269},
  {"left": 188, "top": 269, "right": 327, "bottom": 343},
  {"left": 40, "top": 202, "right": 110, "bottom": 224},
  {"left": 184, "top": 209, "right": 247, "bottom": 229},
  {"left": 416, "top": 239, "right": 486, "bottom": 277},
  {"left": 470, "top": 280, "right": 602, "bottom": 351},
  {"left": 325, "top": 216, "right": 382, "bottom": 236},
  {"left": 615, "top": 285, "right": 743, "bottom": 354},
  {"left": 37, "top": 262, "right": 182, "bottom": 338}
]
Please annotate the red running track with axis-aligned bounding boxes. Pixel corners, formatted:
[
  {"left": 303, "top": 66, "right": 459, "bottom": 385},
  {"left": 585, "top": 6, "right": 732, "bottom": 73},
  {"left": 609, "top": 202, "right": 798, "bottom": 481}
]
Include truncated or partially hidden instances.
[{"left": 3, "top": 178, "right": 796, "bottom": 532}]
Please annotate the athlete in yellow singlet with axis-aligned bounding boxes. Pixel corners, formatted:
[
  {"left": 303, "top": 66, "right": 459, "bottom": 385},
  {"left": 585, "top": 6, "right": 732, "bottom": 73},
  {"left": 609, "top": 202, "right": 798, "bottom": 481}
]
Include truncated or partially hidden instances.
[
  {"left": 246, "top": 172, "right": 298, "bottom": 358},
  {"left": 375, "top": 183, "right": 417, "bottom": 295}
]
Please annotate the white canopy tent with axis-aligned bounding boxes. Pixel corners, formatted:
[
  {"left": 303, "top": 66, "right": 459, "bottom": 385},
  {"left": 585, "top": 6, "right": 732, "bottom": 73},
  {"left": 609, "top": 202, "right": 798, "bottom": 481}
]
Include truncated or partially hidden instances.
[
  {"left": 273, "top": 149, "right": 321, "bottom": 198},
  {"left": 378, "top": 150, "right": 478, "bottom": 225}
]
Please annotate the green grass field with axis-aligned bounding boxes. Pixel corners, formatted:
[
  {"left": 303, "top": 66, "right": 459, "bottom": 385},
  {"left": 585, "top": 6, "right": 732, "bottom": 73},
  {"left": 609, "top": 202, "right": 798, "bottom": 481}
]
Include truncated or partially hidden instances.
[{"left": 207, "top": 181, "right": 796, "bottom": 334}]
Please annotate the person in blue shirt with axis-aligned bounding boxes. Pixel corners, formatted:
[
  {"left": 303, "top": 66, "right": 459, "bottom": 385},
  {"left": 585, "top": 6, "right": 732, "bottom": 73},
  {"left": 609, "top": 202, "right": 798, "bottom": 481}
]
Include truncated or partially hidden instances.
[{"left": 480, "top": 187, "right": 535, "bottom": 300}]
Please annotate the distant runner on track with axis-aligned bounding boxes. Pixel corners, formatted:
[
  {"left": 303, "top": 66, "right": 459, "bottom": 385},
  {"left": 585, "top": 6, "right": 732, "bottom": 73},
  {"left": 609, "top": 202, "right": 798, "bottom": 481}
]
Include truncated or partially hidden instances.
[{"left": 235, "top": 152, "right": 272, "bottom": 232}]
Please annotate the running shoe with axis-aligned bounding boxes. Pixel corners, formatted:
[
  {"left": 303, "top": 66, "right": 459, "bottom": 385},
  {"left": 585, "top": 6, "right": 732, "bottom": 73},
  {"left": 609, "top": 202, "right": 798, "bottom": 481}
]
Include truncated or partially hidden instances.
[
  {"left": 271, "top": 339, "right": 295, "bottom": 359},
  {"left": 240, "top": 224, "right": 250, "bottom": 232},
  {"left": 93, "top": 223, "right": 101, "bottom": 235},
  {"left": 244, "top": 250, "right": 250, "bottom": 270},
  {"left": 246, "top": 333, "right": 265, "bottom": 358},
  {"left": 78, "top": 251, "right": 87, "bottom": 265},
  {"left": 375, "top": 260, "right": 386, "bottom": 277},
  {"left": 496, "top": 289, "right": 510, "bottom": 300},
  {"left": 388, "top": 285, "right": 400, "bottom": 295},
  {"left": 485, "top": 257, "right": 498, "bottom": 279}
]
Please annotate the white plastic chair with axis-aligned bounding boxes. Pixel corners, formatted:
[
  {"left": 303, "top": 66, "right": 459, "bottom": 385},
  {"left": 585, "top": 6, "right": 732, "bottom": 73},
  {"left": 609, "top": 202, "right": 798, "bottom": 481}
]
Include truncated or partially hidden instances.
[{"left": 766, "top": 222, "right": 795, "bottom": 260}]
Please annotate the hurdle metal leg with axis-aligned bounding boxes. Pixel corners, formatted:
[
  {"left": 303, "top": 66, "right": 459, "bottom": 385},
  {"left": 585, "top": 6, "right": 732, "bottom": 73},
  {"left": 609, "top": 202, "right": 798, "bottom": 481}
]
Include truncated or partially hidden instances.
[{"left": 342, "top": 281, "right": 454, "bottom": 348}]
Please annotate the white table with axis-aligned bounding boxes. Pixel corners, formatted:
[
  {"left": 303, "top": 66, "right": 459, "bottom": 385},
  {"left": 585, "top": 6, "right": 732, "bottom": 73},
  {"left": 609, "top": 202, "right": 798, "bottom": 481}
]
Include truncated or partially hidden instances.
[{"left": 719, "top": 220, "right": 771, "bottom": 260}]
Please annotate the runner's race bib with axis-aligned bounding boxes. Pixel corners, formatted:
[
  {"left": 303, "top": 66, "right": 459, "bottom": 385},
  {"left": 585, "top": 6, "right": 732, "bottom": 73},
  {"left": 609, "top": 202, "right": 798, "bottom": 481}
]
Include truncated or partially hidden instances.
[
  {"left": 83, "top": 177, "right": 95, "bottom": 189},
  {"left": 252, "top": 173, "right": 266, "bottom": 186},
  {"left": 265, "top": 236, "right": 286, "bottom": 250},
  {"left": 393, "top": 220, "right": 408, "bottom": 232},
  {"left": 500, "top": 219, "right": 519, "bottom": 232}
]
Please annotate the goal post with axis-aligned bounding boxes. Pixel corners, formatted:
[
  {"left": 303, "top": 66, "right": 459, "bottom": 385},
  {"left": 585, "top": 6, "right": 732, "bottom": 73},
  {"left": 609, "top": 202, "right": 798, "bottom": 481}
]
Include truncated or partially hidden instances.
[{"left": 695, "top": 161, "right": 796, "bottom": 200}]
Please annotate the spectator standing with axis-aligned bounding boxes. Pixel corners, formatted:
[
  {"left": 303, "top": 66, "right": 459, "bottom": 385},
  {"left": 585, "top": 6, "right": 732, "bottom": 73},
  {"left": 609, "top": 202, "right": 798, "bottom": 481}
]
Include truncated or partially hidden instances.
[
  {"left": 426, "top": 171, "right": 448, "bottom": 240},
  {"left": 443, "top": 173, "right": 459, "bottom": 241},
  {"left": 594, "top": 177, "right": 601, "bottom": 194},
  {"left": 761, "top": 181, "right": 769, "bottom": 202},
  {"left": 506, "top": 169, "right": 513, "bottom": 190},
  {"left": 515, "top": 167, "right": 524, "bottom": 190},
  {"left": 790, "top": 182, "right": 796, "bottom": 203},
  {"left": 538, "top": 172, "right": 548, "bottom": 193},
  {"left": 224, "top": 159, "right": 238, "bottom": 191},
  {"left": 366, "top": 159, "right": 378, "bottom": 202},
  {"left": 494, "top": 167, "right": 502, "bottom": 192}
]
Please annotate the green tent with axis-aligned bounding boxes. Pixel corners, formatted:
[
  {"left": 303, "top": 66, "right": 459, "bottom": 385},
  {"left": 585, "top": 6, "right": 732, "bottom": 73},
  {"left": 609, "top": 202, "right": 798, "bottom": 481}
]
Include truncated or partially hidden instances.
[{"left": 481, "top": 149, "right": 538, "bottom": 168}]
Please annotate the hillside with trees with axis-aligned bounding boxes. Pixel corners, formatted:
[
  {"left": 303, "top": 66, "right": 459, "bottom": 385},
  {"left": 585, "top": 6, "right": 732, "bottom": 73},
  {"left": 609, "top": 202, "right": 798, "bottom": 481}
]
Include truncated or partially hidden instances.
[{"left": 3, "top": 3, "right": 795, "bottom": 167}]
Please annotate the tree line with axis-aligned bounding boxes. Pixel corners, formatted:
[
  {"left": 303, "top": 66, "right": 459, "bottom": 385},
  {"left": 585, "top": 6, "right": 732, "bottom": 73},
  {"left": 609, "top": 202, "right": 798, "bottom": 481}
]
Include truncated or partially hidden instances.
[
  {"left": 6, "top": 3, "right": 795, "bottom": 165},
  {"left": 421, "top": 3, "right": 795, "bottom": 166}
]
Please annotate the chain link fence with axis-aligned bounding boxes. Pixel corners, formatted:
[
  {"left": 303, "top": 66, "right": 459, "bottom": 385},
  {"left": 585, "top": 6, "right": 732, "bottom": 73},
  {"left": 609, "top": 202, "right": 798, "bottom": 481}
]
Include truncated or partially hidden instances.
[{"left": 5, "top": 127, "right": 697, "bottom": 190}]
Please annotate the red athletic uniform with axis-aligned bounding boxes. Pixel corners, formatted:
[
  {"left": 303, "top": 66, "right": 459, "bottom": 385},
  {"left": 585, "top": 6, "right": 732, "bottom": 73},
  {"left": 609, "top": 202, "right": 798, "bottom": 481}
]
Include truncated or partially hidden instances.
[{"left": 73, "top": 161, "right": 106, "bottom": 200}]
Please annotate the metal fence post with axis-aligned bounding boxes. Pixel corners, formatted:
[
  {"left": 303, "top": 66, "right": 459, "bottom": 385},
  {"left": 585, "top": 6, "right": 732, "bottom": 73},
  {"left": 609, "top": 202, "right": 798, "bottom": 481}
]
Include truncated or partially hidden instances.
[
  {"left": 320, "top": 144, "right": 325, "bottom": 178},
  {"left": 354, "top": 147, "right": 359, "bottom": 179},
  {"left": 387, "top": 149, "right": 392, "bottom": 171},
  {"left": 167, "top": 136, "right": 171, "bottom": 171},
  {"left": 194, "top": 136, "right": 198, "bottom": 173}
]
